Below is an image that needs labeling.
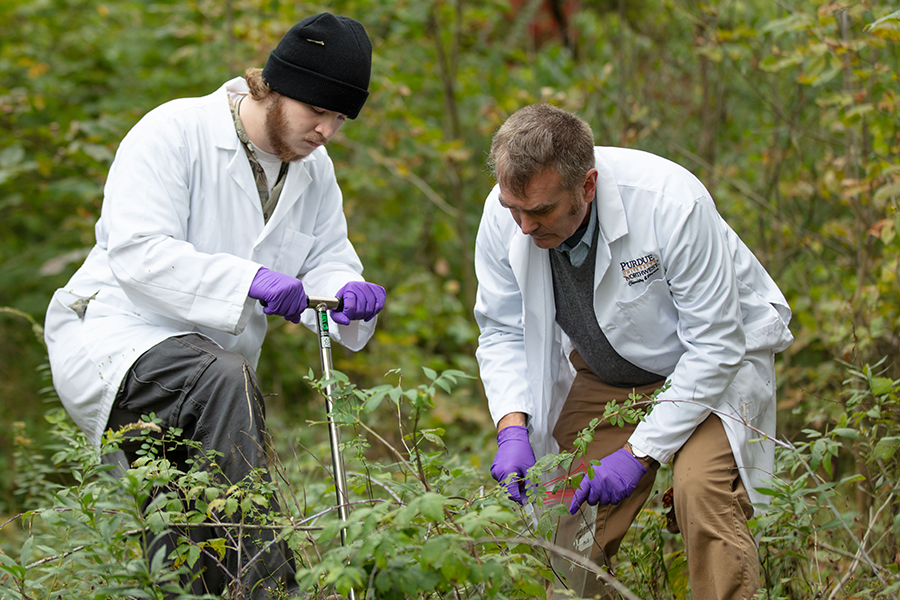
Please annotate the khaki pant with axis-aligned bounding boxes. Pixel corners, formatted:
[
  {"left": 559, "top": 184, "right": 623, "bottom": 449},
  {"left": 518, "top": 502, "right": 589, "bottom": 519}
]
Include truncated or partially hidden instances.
[{"left": 549, "top": 350, "right": 759, "bottom": 600}]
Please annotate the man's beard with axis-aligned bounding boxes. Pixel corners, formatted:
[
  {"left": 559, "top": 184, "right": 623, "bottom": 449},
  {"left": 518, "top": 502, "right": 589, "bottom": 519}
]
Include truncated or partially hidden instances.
[{"left": 264, "top": 95, "right": 320, "bottom": 163}]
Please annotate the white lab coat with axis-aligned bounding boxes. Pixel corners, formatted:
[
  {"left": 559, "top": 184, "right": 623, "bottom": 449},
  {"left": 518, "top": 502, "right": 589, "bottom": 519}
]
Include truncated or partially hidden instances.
[
  {"left": 45, "top": 78, "right": 376, "bottom": 448},
  {"left": 474, "top": 147, "right": 793, "bottom": 506}
]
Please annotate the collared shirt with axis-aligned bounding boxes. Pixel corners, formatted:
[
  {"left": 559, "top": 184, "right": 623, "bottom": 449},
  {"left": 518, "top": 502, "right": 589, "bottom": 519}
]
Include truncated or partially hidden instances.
[
  {"left": 229, "top": 94, "right": 288, "bottom": 223},
  {"left": 554, "top": 197, "right": 597, "bottom": 268}
]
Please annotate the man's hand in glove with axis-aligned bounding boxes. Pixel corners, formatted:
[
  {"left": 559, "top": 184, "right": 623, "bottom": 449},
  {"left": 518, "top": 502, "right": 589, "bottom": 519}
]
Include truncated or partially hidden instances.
[
  {"left": 490, "top": 425, "right": 536, "bottom": 505},
  {"left": 248, "top": 267, "right": 307, "bottom": 323},
  {"left": 332, "top": 281, "right": 386, "bottom": 325},
  {"left": 569, "top": 448, "right": 647, "bottom": 514}
]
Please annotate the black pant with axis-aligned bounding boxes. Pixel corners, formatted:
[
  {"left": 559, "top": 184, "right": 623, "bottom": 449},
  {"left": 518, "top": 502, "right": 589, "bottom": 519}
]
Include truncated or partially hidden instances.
[{"left": 108, "top": 334, "right": 297, "bottom": 598}]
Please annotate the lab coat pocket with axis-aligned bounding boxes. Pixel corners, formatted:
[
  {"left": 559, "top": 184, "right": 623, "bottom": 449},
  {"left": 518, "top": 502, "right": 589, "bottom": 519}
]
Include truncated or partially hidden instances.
[
  {"left": 273, "top": 229, "right": 314, "bottom": 278},
  {"left": 615, "top": 278, "right": 679, "bottom": 350},
  {"left": 727, "top": 352, "right": 774, "bottom": 424}
]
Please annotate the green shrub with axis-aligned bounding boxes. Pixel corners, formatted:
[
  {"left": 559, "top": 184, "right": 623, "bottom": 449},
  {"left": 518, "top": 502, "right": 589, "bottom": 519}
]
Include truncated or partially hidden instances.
[{"left": 4, "top": 361, "right": 900, "bottom": 599}]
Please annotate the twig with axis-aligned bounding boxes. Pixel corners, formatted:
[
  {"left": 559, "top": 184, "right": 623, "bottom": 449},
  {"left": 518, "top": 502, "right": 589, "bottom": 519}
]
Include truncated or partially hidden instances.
[
  {"left": 166, "top": 521, "right": 322, "bottom": 532},
  {"left": 826, "top": 491, "right": 897, "bottom": 600},
  {"left": 353, "top": 419, "right": 420, "bottom": 483},
  {"left": 346, "top": 471, "right": 404, "bottom": 504},
  {"left": 2, "top": 506, "right": 138, "bottom": 531},
  {"left": 23, "top": 526, "right": 140, "bottom": 568},
  {"left": 410, "top": 407, "right": 432, "bottom": 493},
  {"left": 791, "top": 451, "right": 891, "bottom": 595},
  {"left": 475, "top": 535, "right": 643, "bottom": 600}
]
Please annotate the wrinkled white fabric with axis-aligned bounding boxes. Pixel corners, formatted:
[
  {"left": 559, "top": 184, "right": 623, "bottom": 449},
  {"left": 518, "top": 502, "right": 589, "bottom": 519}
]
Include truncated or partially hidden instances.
[
  {"left": 45, "top": 78, "right": 375, "bottom": 447},
  {"left": 474, "top": 147, "right": 793, "bottom": 506}
]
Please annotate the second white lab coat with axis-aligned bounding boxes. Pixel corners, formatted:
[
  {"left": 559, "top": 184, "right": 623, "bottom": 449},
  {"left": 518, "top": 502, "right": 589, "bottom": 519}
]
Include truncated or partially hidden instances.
[{"left": 474, "top": 147, "right": 793, "bottom": 506}]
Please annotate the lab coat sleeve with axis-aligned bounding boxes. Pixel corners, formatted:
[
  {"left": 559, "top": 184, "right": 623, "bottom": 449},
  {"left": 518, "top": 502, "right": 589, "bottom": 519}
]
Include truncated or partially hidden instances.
[
  {"left": 295, "top": 156, "right": 375, "bottom": 352},
  {"left": 104, "top": 112, "right": 260, "bottom": 335},
  {"left": 474, "top": 198, "right": 535, "bottom": 427},
  {"left": 628, "top": 195, "right": 746, "bottom": 464}
]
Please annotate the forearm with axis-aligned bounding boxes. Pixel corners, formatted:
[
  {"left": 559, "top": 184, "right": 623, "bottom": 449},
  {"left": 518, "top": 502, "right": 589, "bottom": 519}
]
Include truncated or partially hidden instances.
[{"left": 497, "top": 412, "right": 527, "bottom": 432}]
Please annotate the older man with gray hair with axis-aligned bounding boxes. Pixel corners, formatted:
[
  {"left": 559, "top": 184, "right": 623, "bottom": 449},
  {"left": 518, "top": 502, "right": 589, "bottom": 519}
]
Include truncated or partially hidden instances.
[{"left": 475, "top": 103, "right": 793, "bottom": 599}]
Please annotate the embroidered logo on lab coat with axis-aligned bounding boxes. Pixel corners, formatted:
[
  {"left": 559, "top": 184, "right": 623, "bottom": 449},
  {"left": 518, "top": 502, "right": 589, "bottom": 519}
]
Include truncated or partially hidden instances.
[{"left": 620, "top": 254, "right": 661, "bottom": 286}]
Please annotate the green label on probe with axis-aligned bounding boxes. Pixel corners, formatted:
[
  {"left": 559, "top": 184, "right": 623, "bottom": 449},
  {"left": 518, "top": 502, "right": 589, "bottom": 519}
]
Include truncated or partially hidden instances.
[{"left": 319, "top": 311, "right": 330, "bottom": 347}]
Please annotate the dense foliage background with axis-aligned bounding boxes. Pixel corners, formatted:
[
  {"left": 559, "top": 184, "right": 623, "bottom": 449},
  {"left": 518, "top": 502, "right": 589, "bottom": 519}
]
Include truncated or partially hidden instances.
[{"left": 1, "top": 0, "right": 899, "bottom": 598}]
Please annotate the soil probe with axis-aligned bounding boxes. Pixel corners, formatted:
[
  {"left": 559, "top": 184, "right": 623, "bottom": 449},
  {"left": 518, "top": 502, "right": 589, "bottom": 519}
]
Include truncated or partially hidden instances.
[{"left": 307, "top": 295, "right": 356, "bottom": 600}]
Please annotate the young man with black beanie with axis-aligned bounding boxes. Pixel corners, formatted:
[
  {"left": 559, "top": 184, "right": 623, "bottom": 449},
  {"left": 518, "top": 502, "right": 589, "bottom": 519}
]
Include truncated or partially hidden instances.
[{"left": 44, "top": 13, "right": 383, "bottom": 599}]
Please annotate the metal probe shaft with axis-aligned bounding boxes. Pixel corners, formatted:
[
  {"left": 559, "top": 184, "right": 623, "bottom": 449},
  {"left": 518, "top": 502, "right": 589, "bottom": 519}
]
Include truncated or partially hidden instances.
[{"left": 311, "top": 297, "right": 355, "bottom": 600}]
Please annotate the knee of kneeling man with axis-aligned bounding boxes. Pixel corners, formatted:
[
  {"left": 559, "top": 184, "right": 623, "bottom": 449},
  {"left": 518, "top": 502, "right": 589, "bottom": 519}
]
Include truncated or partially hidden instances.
[
  {"left": 205, "top": 351, "right": 256, "bottom": 383},
  {"left": 202, "top": 355, "right": 263, "bottom": 405}
]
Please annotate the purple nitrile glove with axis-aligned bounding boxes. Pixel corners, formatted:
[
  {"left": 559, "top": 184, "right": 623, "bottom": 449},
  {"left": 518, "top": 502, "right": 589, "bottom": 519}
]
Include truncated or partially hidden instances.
[
  {"left": 490, "top": 425, "right": 536, "bottom": 505},
  {"left": 332, "top": 281, "right": 386, "bottom": 326},
  {"left": 248, "top": 267, "right": 307, "bottom": 324},
  {"left": 569, "top": 448, "right": 647, "bottom": 514}
]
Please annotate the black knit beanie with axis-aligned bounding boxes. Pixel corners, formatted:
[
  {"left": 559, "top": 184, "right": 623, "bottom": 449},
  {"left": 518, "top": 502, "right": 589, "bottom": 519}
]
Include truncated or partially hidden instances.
[{"left": 262, "top": 13, "right": 372, "bottom": 119}]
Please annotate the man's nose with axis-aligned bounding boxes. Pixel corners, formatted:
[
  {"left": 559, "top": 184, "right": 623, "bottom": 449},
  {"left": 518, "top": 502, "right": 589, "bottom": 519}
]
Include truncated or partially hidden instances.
[
  {"left": 519, "top": 213, "right": 539, "bottom": 235},
  {"left": 316, "top": 115, "right": 341, "bottom": 140}
]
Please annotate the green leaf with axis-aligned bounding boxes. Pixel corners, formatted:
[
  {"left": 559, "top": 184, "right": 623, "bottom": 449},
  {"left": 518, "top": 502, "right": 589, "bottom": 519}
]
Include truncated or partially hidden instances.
[
  {"left": 760, "top": 14, "right": 813, "bottom": 35},
  {"left": 875, "top": 437, "right": 900, "bottom": 461},
  {"left": 822, "top": 452, "right": 833, "bottom": 478},
  {"left": 19, "top": 536, "right": 34, "bottom": 566},
  {"left": 224, "top": 497, "right": 238, "bottom": 516},
  {"left": 207, "top": 498, "right": 225, "bottom": 516},
  {"left": 421, "top": 430, "right": 446, "bottom": 448},
  {"left": 440, "top": 549, "right": 469, "bottom": 582},
  {"left": 870, "top": 376, "right": 896, "bottom": 396},
  {"left": 0, "top": 551, "right": 24, "bottom": 578},
  {"left": 418, "top": 492, "right": 447, "bottom": 521},
  {"left": 811, "top": 438, "right": 827, "bottom": 472},
  {"left": 831, "top": 428, "right": 859, "bottom": 440},
  {"left": 178, "top": 543, "right": 202, "bottom": 569},
  {"left": 837, "top": 474, "right": 867, "bottom": 486},
  {"left": 420, "top": 536, "right": 451, "bottom": 566},
  {"left": 364, "top": 390, "right": 387, "bottom": 412},
  {"left": 867, "top": 10, "right": 900, "bottom": 31},
  {"left": 204, "top": 538, "right": 227, "bottom": 560},
  {"left": 435, "top": 378, "right": 453, "bottom": 394}
]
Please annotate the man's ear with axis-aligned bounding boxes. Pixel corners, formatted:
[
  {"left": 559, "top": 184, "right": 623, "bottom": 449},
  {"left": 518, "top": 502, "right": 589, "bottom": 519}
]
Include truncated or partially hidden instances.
[{"left": 582, "top": 168, "right": 599, "bottom": 203}]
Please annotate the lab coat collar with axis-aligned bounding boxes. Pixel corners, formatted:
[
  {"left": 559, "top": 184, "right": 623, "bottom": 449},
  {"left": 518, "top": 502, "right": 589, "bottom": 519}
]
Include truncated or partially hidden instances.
[
  {"left": 255, "top": 156, "right": 313, "bottom": 246},
  {"left": 215, "top": 79, "right": 263, "bottom": 215},
  {"left": 214, "top": 78, "right": 249, "bottom": 151},
  {"left": 213, "top": 78, "right": 315, "bottom": 245},
  {"left": 593, "top": 149, "right": 629, "bottom": 245}
]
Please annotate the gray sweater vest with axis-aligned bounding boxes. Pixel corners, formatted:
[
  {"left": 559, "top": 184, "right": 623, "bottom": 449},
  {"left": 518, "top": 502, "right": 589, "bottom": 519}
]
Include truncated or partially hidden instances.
[{"left": 549, "top": 227, "right": 664, "bottom": 387}]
